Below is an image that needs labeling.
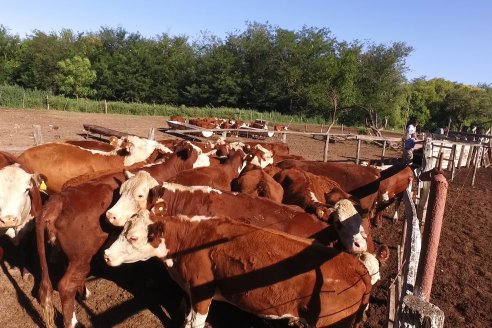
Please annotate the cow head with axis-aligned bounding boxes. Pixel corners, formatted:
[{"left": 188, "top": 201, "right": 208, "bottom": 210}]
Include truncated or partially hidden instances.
[
  {"left": 0, "top": 164, "right": 44, "bottom": 237},
  {"left": 121, "top": 136, "right": 173, "bottom": 166},
  {"left": 358, "top": 252, "right": 381, "bottom": 285},
  {"left": 104, "top": 209, "right": 169, "bottom": 267},
  {"left": 330, "top": 199, "right": 368, "bottom": 254},
  {"left": 106, "top": 170, "right": 159, "bottom": 226}
]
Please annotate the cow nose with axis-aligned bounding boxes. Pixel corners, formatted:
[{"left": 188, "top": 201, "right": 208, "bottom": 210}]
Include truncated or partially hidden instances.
[
  {"left": 106, "top": 211, "right": 115, "bottom": 223},
  {"left": 0, "top": 215, "right": 17, "bottom": 225},
  {"left": 103, "top": 252, "right": 111, "bottom": 264}
]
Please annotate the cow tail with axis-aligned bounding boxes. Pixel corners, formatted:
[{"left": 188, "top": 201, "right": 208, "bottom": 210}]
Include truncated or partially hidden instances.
[{"left": 35, "top": 197, "right": 62, "bottom": 328}]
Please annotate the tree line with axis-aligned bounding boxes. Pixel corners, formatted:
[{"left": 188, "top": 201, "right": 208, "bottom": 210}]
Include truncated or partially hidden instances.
[{"left": 1, "top": 23, "right": 491, "bottom": 132}]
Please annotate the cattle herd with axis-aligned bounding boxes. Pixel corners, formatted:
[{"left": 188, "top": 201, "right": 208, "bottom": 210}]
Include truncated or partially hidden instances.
[{"left": 0, "top": 132, "right": 415, "bottom": 328}]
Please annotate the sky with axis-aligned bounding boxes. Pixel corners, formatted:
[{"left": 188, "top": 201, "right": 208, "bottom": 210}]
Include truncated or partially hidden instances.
[{"left": 1, "top": 0, "right": 491, "bottom": 86}]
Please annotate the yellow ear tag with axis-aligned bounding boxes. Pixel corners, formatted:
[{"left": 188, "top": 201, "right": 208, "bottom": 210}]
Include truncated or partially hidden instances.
[{"left": 39, "top": 180, "right": 47, "bottom": 192}]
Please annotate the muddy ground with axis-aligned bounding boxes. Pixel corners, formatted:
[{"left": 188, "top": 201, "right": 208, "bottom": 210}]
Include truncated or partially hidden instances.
[{"left": 0, "top": 107, "right": 490, "bottom": 327}]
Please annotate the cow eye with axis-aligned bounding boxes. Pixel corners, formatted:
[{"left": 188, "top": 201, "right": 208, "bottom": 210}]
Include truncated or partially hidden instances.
[
  {"left": 128, "top": 236, "right": 139, "bottom": 243},
  {"left": 137, "top": 194, "right": 144, "bottom": 198}
]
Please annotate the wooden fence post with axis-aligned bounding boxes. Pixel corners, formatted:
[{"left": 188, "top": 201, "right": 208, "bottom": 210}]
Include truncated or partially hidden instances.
[
  {"left": 32, "top": 125, "right": 44, "bottom": 145},
  {"left": 46, "top": 95, "right": 49, "bottom": 110},
  {"left": 355, "top": 138, "right": 362, "bottom": 165},
  {"left": 381, "top": 140, "right": 387, "bottom": 166},
  {"left": 104, "top": 100, "right": 108, "bottom": 114},
  {"left": 472, "top": 146, "right": 483, "bottom": 187},
  {"left": 415, "top": 173, "right": 448, "bottom": 302},
  {"left": 282, "top": 133, "right": 287, "bottom": 143},
  {"left": 449, "top": 144, "right": 457, "bottom": 180},
  {"left": 323, "top": 134, "right": 330, "bottom": 162},
  {"left": 147, "top": 128, "right": 155, "bottom": 140},
  {"left": 456, "top": 144, "right": 466, "bottom": 169}
]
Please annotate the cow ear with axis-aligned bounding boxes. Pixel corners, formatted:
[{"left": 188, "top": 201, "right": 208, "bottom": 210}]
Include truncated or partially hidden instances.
[
  {"left": 147, "top": 186, "right": 164, "bottom": 208},
  {"left": 175, "top": 144, "right": 192, "bottom": 160},
  {"left": 148, "top": 221, "right": 165, "bottom": 246},
  {"left": 29, "top": 175, "right": 44, "bottom": 217},
  {"left": 124, "top": 170, "right": 135, "bottom": 179},
  {"left": 151, "top": 201, "right": 168, "bottom": 215}
]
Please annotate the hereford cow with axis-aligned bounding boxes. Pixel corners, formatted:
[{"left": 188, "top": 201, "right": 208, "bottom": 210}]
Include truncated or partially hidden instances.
[
  {"left": 64, "top": 140, "right": 116, "bottom": 152},
  {"left": 374, "top": 164, "right": 415, "bottom": 226},
  {"left": 273, "top": 167, "right": 346, "bottom": 219},
  {"left": 36, "top": 175, "right": 124, "bottom": 328},
  {"left": 35, "top": 141, "right": 210, "bottom": 328},
  {"left": 168, "top": 149, "right": 245, "bottom": 191},
  {"left": 231, "top": 166, "right": 284, "bottom": 203},
  {"left": 16, "top": 136, "right": 173, "bottom": 192},
  {"left": 104, "top": 210, "right": 372, "bottom": 328},
  {"left": 106, "top": 171, "right": 369, "bottom": 254},
  {"left": 169, "top": 115, "right": 186, "bottom": 123},
  {"left": 0, "top": 164, "right": 44, "bottom": 245},
  {"left": 275, "top": 160, "right": 381, "bottom": 218}
]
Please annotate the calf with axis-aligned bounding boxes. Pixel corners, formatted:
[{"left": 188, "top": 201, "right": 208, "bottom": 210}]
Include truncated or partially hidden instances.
[
  {"left": 273, "top": 167, "right": 346, "bottom": 219},
  {"left": 168, "top": 149, "right": 245, "bottom": 191},
  {"left": 104, "top": 210, "right": 372, "bottom": 328},
  {"left": 374, "top": 165, "right": 414, "bottom": 226},
  {"left": 231, "top": 166, "right": 284, "bottom": 203},
  {"left": 106, "top": 171, "right": 369, "bottom": 254},
  {"left": 17, "top": 136, "right": 173, "bottom": 192},
  {"left": 36, "top": 176, "right": 123, "bottom": 328}
]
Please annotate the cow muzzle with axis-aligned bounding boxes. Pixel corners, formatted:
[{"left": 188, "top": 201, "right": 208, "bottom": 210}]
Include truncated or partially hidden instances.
[{"left": 0, "top": 215, "right": 20, "bottom": 228}]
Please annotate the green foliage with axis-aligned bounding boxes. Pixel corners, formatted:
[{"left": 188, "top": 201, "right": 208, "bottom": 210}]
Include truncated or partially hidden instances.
[
  {"left": 55, "top": 56, "right": 96, "bottom": 98},
  {"left": 1, "top": 23, "right": 490, "bottom": 130}
]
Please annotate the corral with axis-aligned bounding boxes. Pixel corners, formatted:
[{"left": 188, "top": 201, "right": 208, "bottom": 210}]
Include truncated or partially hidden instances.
[{"left": 0, "top": 107, "right": 491, "bottom": 328}]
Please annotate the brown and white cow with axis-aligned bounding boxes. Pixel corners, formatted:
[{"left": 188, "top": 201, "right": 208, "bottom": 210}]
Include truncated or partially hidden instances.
[
  {"left": 104, "top": 210, "right": 372, "bottom": 328},
  {"left": 16, "top": 136, "right": 173, "bottom": 192},
  {"left": 36, "top": 175, "right": 124, "bottom": 328},
  {"left": 168, "top": 148, "right": 246, "bottom": 191},
  {"left": 275, "top": 160, "right": 381, "bottom": 219},
  {"left": 0, "top": 164, "right": 44, "bottom": 245},
  {"left": 231, "top": 166, "right": 284, "bottom": 203},
  {"left": 374, "top": 164, "right": 414, "bottom": 226},
  {"left": 273, "top": 167, "right": 347, "bottom": 219},
  {"left": 106, "top": 171, "right": 369, "bottom": 254}
]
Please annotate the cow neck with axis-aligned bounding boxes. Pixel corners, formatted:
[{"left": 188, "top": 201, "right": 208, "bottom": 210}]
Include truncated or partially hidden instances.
[
  {"left": 223, "top": 150, "right": 246, "bottom": 178},
  {"left": 161, "top": 216, "right": 240, "bottom": 260},
  {"left": 142, "top": 153, "right": 196, "bottom": 184},
  {"left": 160, "top": 187, "right": 209, "bottom": 217}
]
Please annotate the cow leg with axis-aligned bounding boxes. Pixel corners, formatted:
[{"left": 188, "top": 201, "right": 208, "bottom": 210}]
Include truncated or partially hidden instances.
[
  {"left": 185, "top": 299, "right": 211, "bottom": 328},
  {"left": 58, "top": 261, "right": 90, "bottom": 328},
  {"left": 392, "top": 195, "right": 402, "bottom": 223}
]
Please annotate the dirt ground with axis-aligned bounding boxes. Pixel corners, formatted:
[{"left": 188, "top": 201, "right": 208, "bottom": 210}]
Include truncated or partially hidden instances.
[{"left": 0, "top": 107, "right": 490, "bottom": 327}]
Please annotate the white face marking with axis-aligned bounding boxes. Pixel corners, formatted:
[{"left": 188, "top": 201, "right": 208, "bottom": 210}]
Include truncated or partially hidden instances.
[
  {"left": 104, "top": 210, "right": 169, "bottom": 266},
  {"left": 106, "top": 171, "right": 159, "bottom": 226},
  {"left": 0, "top": 165, "right": 34, "bottom": 230},
  {"left": 332, "top": 199, "right": 367, "bottom": 254},
  {"left": 187, "top": 142, "right": 211, "bottom": 168},
  {"left": 381, "top": 191, "right": 390, "bottom": 202},
  {"left": 123, "top": 136, "right": 172, "bottom": 166},
  {"left": 358, "top": 252, "right": 381, "bottom": 285}
]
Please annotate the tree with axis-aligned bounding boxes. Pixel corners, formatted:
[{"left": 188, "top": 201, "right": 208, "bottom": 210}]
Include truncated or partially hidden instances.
[
  {"left": 0, "top": 25, "right": 20, "bottom": 84},
  {"left": 54, "top": 55, "right": 96, "bottom": 98}
]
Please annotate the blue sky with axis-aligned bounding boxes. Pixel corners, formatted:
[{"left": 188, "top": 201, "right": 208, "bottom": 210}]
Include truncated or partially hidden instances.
[{"left": 1, "top": 0, "right": 491, "bottom": 85}]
